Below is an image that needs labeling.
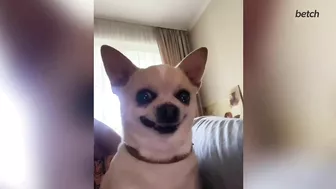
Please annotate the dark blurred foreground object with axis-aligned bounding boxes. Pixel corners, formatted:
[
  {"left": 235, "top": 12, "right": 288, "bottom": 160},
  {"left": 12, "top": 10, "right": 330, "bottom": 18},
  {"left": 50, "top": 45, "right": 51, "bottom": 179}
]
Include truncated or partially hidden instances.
[
  {"left": 244, "top": 0, "right": 336, "bottom": 188},
  {"left": 0, "top": 0, "right": 93, "bottom": 189}
]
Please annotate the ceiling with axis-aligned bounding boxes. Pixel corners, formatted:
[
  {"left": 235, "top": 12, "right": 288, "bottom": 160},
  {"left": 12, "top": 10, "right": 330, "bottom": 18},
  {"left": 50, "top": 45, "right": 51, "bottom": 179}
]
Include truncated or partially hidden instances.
[{"left": 94, "top": 0, "right": 211, "bottom": 30}]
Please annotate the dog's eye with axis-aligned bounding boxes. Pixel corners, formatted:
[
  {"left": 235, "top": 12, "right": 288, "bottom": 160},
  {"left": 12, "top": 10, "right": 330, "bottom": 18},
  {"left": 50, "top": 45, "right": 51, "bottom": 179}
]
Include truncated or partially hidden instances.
[
  {"left": 175, "top": 89, "right": 190, "bottom": 105},
  {"left": 136, "top": 89, "right": 157, "bottom": 106}
]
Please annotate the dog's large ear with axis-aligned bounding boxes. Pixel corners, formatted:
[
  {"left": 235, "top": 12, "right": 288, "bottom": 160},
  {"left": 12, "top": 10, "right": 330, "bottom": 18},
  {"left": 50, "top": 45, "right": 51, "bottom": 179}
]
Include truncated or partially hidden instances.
[
  {"left": 176, "top": 47, "right": 208, "bottom": 89},
  {"left": 101, "top": 45, "right": 138, "bottom": 87}
]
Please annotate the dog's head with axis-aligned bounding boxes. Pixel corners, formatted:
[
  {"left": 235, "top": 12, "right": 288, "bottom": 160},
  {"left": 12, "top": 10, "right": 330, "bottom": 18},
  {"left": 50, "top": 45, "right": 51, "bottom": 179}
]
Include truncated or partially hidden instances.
[{"left": 101, "top": 45, "right": 207, "bottom": 159}]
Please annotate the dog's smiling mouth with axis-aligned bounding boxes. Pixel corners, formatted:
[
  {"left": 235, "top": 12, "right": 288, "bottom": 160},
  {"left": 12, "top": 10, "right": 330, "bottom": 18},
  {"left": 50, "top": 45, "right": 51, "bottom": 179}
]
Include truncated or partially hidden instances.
[{"left": 139, "top": 116, "right": 186, "bottom": 134}]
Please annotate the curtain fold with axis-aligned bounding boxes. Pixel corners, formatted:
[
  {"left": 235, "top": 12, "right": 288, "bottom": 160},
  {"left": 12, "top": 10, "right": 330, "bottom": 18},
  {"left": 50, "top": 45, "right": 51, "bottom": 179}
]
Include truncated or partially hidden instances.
[{"left": 154, "top": 27, "right": 204, "bottom": 116}]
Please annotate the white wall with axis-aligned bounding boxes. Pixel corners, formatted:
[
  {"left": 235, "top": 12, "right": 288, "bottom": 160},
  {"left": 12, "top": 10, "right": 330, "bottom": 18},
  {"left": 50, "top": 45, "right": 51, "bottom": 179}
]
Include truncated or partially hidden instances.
[{"left": 189, "top": 0, "right": 243, "bottom": 116}]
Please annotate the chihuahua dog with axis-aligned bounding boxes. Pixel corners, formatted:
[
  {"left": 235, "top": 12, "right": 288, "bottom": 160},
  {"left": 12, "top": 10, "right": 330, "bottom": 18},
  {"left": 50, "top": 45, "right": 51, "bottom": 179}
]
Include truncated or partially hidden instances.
[{"left": 100, "top": 45, "right": 208, "bottom": 189}]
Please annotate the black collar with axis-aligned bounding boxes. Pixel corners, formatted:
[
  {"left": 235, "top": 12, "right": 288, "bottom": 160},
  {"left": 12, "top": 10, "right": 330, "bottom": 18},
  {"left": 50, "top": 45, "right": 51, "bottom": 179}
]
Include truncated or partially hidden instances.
[{"left": 125, "top": 144, "right": 193, "bottom": 164}]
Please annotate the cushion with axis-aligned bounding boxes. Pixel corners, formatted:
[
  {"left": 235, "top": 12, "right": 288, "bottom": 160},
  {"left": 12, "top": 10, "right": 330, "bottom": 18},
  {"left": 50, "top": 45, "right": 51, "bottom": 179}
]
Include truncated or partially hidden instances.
[{"left": 192, "top": 116, "right": 243, "bottom": 189}]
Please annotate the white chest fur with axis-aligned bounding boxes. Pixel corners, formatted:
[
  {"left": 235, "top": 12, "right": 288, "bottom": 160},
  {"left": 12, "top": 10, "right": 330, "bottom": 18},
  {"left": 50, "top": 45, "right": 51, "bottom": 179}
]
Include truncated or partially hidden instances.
[{"left": 101, "top": 144, "right": 200, "bottom": 189}]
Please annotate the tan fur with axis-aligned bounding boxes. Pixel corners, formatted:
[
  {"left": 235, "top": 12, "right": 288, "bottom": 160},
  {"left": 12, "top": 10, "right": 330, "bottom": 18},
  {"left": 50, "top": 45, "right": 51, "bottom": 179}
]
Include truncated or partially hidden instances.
[{"left": 100, "top": 45, "right": 207, "bottom": 189}]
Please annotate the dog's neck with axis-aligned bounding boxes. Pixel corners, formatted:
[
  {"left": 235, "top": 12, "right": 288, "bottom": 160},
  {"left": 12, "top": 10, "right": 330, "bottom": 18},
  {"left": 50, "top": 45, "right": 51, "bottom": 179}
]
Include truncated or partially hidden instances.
[{"left": 124, "top": 143, "right": 193, "bottom": 164}]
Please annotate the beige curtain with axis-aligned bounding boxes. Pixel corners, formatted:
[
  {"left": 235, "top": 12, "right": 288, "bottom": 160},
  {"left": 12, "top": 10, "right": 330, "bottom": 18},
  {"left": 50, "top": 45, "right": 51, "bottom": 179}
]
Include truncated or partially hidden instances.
[{"left": 154, "top": 27, "right": 204, "bottom": 116}]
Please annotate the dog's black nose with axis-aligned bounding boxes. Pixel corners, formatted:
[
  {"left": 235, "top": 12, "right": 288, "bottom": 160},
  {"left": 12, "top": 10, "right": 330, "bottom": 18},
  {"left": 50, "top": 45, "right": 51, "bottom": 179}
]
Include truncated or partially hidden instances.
[{"left": 156, "top": 103, "right": 180, "bottom": 124}]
